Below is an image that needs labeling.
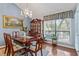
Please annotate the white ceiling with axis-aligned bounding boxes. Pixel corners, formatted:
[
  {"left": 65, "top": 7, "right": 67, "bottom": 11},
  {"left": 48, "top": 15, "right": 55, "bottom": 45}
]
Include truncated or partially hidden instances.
[{"left": 16, "top": 3, "right": 77, "bottom": 19}]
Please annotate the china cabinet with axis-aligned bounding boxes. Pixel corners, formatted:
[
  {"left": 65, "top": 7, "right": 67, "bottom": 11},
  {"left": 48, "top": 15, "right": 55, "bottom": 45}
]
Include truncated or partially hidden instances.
[{"left": 30, "top": 19, "right": 43, "bottom": 37}]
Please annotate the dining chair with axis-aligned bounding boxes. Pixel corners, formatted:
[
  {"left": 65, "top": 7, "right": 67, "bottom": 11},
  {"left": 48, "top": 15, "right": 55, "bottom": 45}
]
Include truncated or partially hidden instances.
[
  {"left": 5, "top": 34, "right": 26, "bottom": 56},
  {"left": 3, "top": 33, "right": 8, "bottom": 54},
  {"left": 28, "top": 30, "right": 33, "bottom": 36},
  {"left": 30, "top": 36, "right": 44, "bottom": 56},
  {"left": 12, "top": 31, "right": 20, "bottom": 38},
  {"left": 28, "top": 29, "right": 37, "bottom": 36},
  {"left": 23, "top": 40, "right": 34, "bottom": 56}
]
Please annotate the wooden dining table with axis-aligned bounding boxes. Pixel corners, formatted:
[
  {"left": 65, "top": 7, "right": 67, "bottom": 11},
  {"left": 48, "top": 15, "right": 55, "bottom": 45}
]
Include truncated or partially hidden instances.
[
  {"left": 12, "top": 34, "right": 44, "bottom": 56},
  {"left": 12, "top": 35, "right": 36, "bottom": 56},
  {"left": 13, "top": 36, "right": 35, "bottom": 46}
]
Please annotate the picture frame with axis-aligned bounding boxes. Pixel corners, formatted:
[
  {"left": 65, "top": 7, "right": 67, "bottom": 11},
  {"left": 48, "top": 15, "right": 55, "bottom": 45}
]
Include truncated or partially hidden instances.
[{"left": 3, "top": 15, "right": 23, "bottom": 28}]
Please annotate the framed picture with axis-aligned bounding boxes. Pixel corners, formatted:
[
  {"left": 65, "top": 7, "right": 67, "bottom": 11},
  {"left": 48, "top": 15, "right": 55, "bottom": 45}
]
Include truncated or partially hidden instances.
[{"left": 3, "top": 15, "right": 23, "bottom": 28}]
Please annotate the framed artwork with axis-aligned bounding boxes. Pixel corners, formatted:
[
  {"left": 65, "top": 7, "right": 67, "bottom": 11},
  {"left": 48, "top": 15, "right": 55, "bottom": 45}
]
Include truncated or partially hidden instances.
[{"left": 3, "top": 15, "right": 23, "bottom": 28}]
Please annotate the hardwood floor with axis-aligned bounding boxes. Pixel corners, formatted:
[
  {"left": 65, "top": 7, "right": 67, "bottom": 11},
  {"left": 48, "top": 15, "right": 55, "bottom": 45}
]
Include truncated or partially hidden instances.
[
  {"left": 46, "top": 44, "right": 77, "bottom": 56},
  {"left": 0, "top": 44, "right": 77, "bottom": 56},
  {"left": 0, "top": 47, "right": 6, "bottom": 56}
]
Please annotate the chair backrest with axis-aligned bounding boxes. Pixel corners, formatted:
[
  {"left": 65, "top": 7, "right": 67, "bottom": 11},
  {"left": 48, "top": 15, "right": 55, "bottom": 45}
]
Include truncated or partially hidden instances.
[
  {"left": 12, "top": 31, "right": 20, "bottom": 38},
  {"left": 6, "top": 34, "right": 14, "bottom": 53},
  {"left": 28, "top": 30, "right": 34, "bottom": 36},
  {"left": 36, "top": 38, "right": 44, "bottom": 50},
  {"left": 3, "top": 33, "right": 8, "bottom": 46},
  {"left": 31, "top": 37, "right": 44, "bottom": 51}
]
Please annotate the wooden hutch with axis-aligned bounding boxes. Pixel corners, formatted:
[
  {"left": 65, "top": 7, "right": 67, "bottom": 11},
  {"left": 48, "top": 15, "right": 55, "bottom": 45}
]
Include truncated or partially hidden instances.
[{"left": 30, "top": 18, "right": 43, "bottom": 37}]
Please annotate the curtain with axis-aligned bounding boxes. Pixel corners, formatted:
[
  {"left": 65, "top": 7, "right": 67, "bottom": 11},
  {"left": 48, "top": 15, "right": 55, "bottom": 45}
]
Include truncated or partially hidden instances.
[{"left": 44, "top": 10, "right": 75, "bottom": 20}]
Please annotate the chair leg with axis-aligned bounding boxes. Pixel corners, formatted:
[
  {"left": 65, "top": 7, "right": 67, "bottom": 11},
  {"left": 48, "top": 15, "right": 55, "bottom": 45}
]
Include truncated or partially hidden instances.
[
  {"left": 41, "top": 49, "right": 43, "bottom": 56},
  {"left": 12, "top": 49, "right": 15, "bottom": 56},
  {"left": 29, "top": 51, "right": 33, "bottom": 56},
  {"left": 35, "top": 52, "right": 37, "bottom": 56},
  {"left": 7, "top": 50, "right": 9, "bottom": 56},
  {"left": 12, "top": 52, "right": 15, "bottom": 56},
  {"left": 4, "top": 46, "right": 7, "bottom": 54},
  {"left": 7, "top": 48, "right": 11, "bottom": 56},
  {"left": 25, "top": 52, "right": 28, "bottom": 56},
  {"left": 7, "top": 47, "right": 9, "bottom": 56}
]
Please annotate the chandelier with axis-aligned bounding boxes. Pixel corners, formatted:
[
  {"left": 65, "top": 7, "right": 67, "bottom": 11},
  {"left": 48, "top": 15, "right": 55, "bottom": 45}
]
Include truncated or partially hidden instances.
[{"left": 21, "top": 8, "right": 32, "bottom": 18}]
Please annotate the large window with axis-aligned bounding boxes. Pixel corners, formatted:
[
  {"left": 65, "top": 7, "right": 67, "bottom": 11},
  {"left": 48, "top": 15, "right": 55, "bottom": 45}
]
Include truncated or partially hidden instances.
[
  {"left": 44, "top": 18, "right": 71, "bottom": 44},
  {"left": 44, "top": 20, "right": 55, "bottom": 40}
]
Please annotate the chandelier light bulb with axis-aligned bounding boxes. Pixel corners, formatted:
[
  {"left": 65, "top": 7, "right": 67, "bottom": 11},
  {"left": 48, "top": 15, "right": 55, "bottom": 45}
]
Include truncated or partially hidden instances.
[
  {"left": 21, "top": 8, "right": 32, "bottom": 18},
  {"left": 21, "top": 10, "right": 23, "bottom": 16}
]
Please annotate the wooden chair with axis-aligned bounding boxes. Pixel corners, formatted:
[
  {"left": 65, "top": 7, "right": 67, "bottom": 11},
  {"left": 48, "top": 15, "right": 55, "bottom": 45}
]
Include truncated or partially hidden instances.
[
  {"left": 5, "top": 34, "right": 26, "bottom": 56},
  {"left": 23, "top": 40, "right": 34, "bottom": 56},
  {"left": 30, "top": 34, "right": 44, "bottom": 56},
  {"left": 12, "top": 31, "right": 20, "bottom": 38},
  {"left": 28, "top": 30, "right": 34, "bottom": 36},
  {"left": 3, "top": 33, "right": 8, "bottom": 54}
]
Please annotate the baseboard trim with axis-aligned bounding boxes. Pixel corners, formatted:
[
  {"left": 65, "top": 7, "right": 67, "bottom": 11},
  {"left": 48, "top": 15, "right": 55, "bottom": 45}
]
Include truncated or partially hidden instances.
[
  {"left": 57, "top": 43, "right": 75, "bottom": 49},
  {"left": 44, "top": 41, "right": 75, "bottom": 49},
  {"left": 76, "top": 51, "right": 79, "bottom": 56},
  {"left": 0, "top": 45, "right": 5, "bottom": 49}
]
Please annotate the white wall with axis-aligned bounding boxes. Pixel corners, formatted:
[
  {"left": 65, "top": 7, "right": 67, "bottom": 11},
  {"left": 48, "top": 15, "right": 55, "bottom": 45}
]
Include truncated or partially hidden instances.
[
  {"left": 23, "top": 16, "right": 32, "bottom": 34},
  {"left": 0, "top": 4, "right": 32, "bottom": 46},
  {"left": 75, "top": 4, "right": 79, "bottom": 51},
  {"left": 70, "top": 18, "right": 75, "bottom": 48},
  {"left": 0, "top": 4, "right": 22, "bottom": 46}
]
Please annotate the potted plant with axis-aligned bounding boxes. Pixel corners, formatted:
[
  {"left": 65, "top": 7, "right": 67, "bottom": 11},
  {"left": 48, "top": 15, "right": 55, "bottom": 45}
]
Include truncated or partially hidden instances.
[{"left": 51, "top": 34, "right": 57, "bottom": 45}]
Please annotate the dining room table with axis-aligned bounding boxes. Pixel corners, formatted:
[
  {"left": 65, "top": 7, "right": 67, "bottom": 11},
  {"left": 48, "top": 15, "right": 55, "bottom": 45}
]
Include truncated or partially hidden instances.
[
  {"left": 12, "top": 35, "right": 34, "bottom": 55},
  {"left": 11, "top": 31, "right": 45, "bottom": 55},
  {"left": 13, "top": 36, "right": 32, "bottom": 44}
]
